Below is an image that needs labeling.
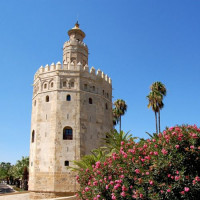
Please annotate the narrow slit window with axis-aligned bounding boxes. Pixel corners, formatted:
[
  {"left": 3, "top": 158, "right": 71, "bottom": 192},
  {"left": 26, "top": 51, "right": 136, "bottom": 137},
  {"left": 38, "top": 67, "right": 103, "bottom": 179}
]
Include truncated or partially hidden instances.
[
  {"left": 89, "top": 98, "right": 93, "bottom": 104},
  {"left": 105, "top": 103, "right": 108, "bottom": 110},
  {"left": 46, "top": 95, "right": 49, "bottom": 102},
  {"left": 44, "top": 84, "right": 47, "bottom": 89},
  {"left": 32, "top": 130, "right": 35, "bottom": 143},
  {"left": 63, "top": 81, "right": 66, "bottom": 87},
  {"left": 51, "top": 82, "right": 54, "bottom": 88}
]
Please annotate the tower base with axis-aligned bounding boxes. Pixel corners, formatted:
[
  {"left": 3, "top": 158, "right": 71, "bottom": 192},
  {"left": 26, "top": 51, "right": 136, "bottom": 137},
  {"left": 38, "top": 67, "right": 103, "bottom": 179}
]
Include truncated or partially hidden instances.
[{"left": 29, "top": 191, "right": 77, "bottom": 199}]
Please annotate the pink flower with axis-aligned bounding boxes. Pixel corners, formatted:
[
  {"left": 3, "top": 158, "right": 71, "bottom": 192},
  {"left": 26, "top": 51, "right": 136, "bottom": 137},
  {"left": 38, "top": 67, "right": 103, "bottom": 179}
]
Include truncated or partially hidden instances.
[
  {"left": 161, "top": 148, "right": 168, "bottom": 155},
  {"left": 175, "top": 145, "right": 180, "bottom": 149},
  {"left": 149, "top": 180, "right": 154, "bottom": 185},
  {"left": 190, "top": 145, "right": 194, "bottom": 149},
  {"left": 95, "top": 161, "right": 101, "bottom": 169},
  {"left": 140, "top": 193, "right": 143, "bottom": 198},
  {"left": 146, "top": 171, "right": 149, "bottom": 175},
  {"left": 135, "top": 169, "right": 140, "bottom": 174},
  {"left": 106, "top": 185, "right": 109, "bottom": 189},
  {"left": 121, "top": 141, "right": 124, "bottom": 145},
  {"left": 180, "top": 191, "right": 185, "bottom": 195},
  {"left": 175, "top": 176, "right": 180, "bottom": 181},
  {"left": 111, "top": 194, "right": 116, "bottom": 200},
  {"left": 184, "top": 187, "right": 190, "bottom": 192},
  {"left": 120, "top": 191, "right": 126, "bottom": 197},
  {"left": 167, "top": 189, "right": 171, "bottom": 192},
  {"left": 154, "top": 151, "right": 158, "bottom": 155},
  {"left": 85, "top": 187, "right": 90, "bottom": 192}
]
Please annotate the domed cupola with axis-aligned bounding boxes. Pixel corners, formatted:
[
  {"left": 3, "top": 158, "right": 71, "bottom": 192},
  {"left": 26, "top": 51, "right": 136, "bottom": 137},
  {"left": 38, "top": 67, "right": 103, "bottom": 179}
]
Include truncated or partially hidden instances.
[{"left": 63, "top": 22, "right": 88, "bottom": 66}]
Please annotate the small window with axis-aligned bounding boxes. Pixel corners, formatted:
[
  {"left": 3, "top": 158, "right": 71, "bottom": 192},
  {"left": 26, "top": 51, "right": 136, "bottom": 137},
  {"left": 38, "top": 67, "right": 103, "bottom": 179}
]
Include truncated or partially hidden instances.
[
  {"left": 32, "top": 130, "right": 35, "bottom": 143},
  {"left": 46, "top": 95, "right": 49, "bottom": 102},
  {"left": 34, "top": 100, "right": 36, "bottom": 106},
  {"left": 63, "top": 81, "right": 66, "bottom": 87},
  {"left": 64, "top": 161, "right": 69, "bottom": 166},
  {"left": 63, "top": 126, "right": 73, "bottom": 140},
  {"left": 103, "top": 90, "right": 104, "bottom": 95},
  {"left": 89, "top": 98, "right": 93, "bottom": 104},
  {"left": 93, "top": 86, "right": 95, "bottom": 91},
  {"left": 67, "top": 95, "right": 71, "bottom": 101},
  {"left": 51, "top": 82, "right": 54, "bottom": 88},
  {"left": 84, "top": 84, "right": 87, "bottom": 90},
  {"left": 71, "top": 82, "right": 74, "bottom": 88},
  {"left": 44, "top": 84, "right": 47, "bottom": 89},
  {"left": 105, "top": 103, "right": 108, "bottom": 110},
  {"left": 107, "top": 93, "right": 109, "bottom": 98}
]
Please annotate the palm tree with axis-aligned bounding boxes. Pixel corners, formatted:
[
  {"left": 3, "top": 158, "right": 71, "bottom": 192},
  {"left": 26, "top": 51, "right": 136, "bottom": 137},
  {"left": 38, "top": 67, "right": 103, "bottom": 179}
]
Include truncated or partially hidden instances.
[
  {"left": 103, "top": 129, "right": 133, "bottom": 153},
  {"left": 151, "top": 82, "right": 167, "bottom": 133},
  {"left": 113, "top": 99, "right": 127, "bottom": 132},
  {"left": 147, "top": 82, "right": 167, "bottom": 133},
  {"left": 147, "top": 91, "right": 160, "bottom": 134}
]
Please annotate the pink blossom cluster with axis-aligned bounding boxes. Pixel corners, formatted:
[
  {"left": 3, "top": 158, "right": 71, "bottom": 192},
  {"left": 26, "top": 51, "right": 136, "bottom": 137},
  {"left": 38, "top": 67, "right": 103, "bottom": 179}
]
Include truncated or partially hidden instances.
[{"left": 76, "top": 125, "right": 200, "bottom": 200}]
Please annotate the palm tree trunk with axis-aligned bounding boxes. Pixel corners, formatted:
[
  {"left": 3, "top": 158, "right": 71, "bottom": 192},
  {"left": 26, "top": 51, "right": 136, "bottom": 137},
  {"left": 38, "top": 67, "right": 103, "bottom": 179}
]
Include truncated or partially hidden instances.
[
  {"left": 155, "top": 111, "right": 158, "bottom": 134},
  {"left": 158, "top": 110, "right": 160, "bottom": 133},
  {"left": 119, "top": 115, "right": 121, "bottom": 133}
]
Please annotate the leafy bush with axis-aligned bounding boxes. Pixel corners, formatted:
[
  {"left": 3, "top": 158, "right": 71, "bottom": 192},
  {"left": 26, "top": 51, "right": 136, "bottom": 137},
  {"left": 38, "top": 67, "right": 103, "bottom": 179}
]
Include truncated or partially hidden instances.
[{"left": 76, "top": 125, "right": 200, "bottom": 200}]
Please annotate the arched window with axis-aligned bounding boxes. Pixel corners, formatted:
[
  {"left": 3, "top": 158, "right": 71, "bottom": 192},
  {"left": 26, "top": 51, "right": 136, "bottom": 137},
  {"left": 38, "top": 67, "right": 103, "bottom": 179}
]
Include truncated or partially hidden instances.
[
  {"left": 70, "top": 82, "right": 74, "bottom": 88},
  {"left": 32, "top": 130, "right": 35, "bottom": 143},
  {"left": 44, "top": 83, "right": 47, "bottom": 89},
  {"left": 84, "top": 84, "right": 87, "bottom": 90},
  {"left": 66, "top": 95, "right": 71, "bottom": 101},
  {"left": 63, "top": 81, "right": 66, "bottom": 87},
  {"left": 46, "top": 95, "right": 49, "bottom": 102},
  {"left": 89, "top": 98, "right": 93, "bottom": 104},
  {"left": 92, "top": 86, "right": 95, "bottom": 91},
  {"left": 105, "top": 103, "right": 108, "bottom": 110},
  {"left": 63, "top": 126, "right": 73, "bottom": 140},
  {"left": 51, "top": 82, "right": 54, "bottom": 88}
]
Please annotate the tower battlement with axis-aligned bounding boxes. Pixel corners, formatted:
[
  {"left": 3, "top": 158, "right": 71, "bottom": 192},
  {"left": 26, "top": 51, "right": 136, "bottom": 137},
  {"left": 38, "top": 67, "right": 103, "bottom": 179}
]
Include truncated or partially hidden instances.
[
  {"left": 34, "top": 62, "right": 112, "bottom": 84},
  {"left": 63, "top": 39, "right": 88, "bottom": 48}
]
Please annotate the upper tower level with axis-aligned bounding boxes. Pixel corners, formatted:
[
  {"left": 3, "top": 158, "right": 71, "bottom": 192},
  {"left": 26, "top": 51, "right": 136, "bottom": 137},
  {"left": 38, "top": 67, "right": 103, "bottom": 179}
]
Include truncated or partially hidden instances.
[{"left": 63, "top": 22, "right": 88, "bottom": 66}]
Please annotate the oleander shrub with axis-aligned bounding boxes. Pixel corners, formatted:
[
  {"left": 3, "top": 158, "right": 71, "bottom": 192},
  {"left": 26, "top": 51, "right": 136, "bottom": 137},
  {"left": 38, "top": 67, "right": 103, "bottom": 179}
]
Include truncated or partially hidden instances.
[{"left": 76, "top": 125, "right": 200, "bottom": 200}]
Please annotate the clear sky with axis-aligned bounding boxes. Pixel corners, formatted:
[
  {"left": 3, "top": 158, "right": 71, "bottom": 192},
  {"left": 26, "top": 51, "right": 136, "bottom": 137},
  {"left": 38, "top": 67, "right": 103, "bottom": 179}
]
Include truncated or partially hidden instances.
[{"left": 0, "top": 0, "right": 200, "bottom": 164}]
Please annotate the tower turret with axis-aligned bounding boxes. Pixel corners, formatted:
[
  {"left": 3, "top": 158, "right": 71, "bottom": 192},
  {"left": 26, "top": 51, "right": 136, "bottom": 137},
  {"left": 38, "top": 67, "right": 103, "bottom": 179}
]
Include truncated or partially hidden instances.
[{"left": 63, "top": 22, "right": 88, "bottom": 66}]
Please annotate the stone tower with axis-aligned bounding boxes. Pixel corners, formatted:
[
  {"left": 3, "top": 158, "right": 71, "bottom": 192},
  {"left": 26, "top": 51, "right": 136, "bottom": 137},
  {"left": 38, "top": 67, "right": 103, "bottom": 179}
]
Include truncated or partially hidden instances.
[{"left": 29, "top": 22, "right": 113, "bottom": 199}]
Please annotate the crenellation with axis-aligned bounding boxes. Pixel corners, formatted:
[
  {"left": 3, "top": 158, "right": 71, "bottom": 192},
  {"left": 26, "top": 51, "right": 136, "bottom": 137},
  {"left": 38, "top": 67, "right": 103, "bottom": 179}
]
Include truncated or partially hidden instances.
[
  {"left": 83, "top": 64, "right": 89, "bottom": 72},
  {"left": 56, "top": 61, "right": 62, "bottom": 70},
  {"left": 45, "top": 64, "right": 50, "bottom": 72},
  {"left": 34, "top": 62, "right": 111, "bottom": 85},
  {"left": 50, "top": 63, "right": 56, "bottom": 71},
  {"left": 90, "top": 66, "right": 95, "bottom": 75}
]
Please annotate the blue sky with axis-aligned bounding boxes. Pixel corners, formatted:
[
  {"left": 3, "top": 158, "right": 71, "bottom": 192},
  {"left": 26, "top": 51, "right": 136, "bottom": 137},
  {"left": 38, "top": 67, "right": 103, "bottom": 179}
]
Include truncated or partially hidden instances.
[{"left": 0, "top": 0, "right": 200, "bottom": 164}]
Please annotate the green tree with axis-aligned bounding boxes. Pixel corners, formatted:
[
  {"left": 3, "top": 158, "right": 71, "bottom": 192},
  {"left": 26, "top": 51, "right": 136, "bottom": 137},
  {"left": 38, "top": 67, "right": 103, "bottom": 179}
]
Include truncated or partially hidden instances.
[
  {"left": 147, "top": 82, "right": 166, "bottom": 133},
  {"left": 151, "top": 82, "right": 167, "bottom": 133},
  {"left": 0, "top": 162, "right": 12, "bottom": 183},
  {"left": 113, "top": 99, "right": 127, "bottom": 132},
  {"left": 103, "top": 129, "right": 133, "bottom": 153}
]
